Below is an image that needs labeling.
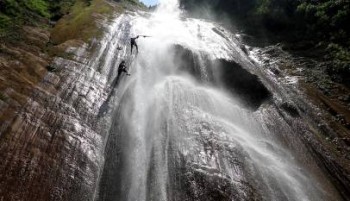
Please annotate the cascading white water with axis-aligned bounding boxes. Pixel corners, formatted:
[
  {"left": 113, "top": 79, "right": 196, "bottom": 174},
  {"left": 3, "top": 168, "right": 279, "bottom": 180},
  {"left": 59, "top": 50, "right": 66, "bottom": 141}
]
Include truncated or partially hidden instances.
[{"left": 99, "top": 0, "right": 340, "bottom": 200}]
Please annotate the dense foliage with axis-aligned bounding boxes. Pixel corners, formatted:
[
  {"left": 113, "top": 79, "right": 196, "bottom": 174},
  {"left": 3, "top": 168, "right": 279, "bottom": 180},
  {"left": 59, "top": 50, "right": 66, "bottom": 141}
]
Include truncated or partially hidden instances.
[
  {"left": 0, "top": 0, "right": 94, "bottom": 36},
  {"left": 180, "top": 0, "right": 350, "bottom": 85},
  {"left": 0, "top": 0, "right": 144, "bottom": 36},
  {"left": 181, "top": 0, "right": 349, "bottom": 44}
]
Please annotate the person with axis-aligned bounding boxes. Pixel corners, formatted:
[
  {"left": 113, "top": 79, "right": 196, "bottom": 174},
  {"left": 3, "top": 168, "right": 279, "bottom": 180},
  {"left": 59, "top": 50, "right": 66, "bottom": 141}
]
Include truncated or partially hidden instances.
[
  {"left": 130, "top": 36, "right": 140, "bottom": 54},
  {"left": 118, "top": 60, "right": 130, "bottom": 76},
  {"left": 110, "top": 60, "right": 130, "bottom": 89}
]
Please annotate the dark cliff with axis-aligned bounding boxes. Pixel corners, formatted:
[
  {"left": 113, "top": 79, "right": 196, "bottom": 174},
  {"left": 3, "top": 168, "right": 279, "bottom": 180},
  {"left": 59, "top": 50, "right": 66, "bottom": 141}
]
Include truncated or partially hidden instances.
[{"left": 0, "top": 0, "right": 143, "bottom": 200}]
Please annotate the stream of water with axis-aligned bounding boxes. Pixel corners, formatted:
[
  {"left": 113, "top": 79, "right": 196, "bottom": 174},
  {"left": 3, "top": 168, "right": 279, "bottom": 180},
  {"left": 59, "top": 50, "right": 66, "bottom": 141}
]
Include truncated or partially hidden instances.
[{"left": 97, "top": 0, "right": 341, "bottom": 200}]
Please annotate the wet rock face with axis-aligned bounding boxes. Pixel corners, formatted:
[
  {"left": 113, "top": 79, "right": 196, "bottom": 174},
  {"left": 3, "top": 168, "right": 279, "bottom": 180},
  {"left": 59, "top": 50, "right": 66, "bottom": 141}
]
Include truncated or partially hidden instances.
[
  {"left": 0, "top": 11, "right": 132, "bottom": 199},
  {"left": 170, "top": 45, "right": 271, "bottom": 110},
  {"left": 0, "top": 54, "right": 106, "bottom": 201},
  {"left": 0, "top": 26, "right": 51, "bottom": 131},
  {"left": 177, "top": 165, "right": 251, "bottom": 201},
  {"left": 169, "top": 152, "right": 262, "bottom": 201},
  {"left": 1, "top": 4, "right": 348, "bottom": 201},
  {"left": 250, "top": 45, "right": 350, "bottom": 200},
  {"left": 171, "top": 45, "right": 214, "bottom": 83},
  {"left": 280, "top": 102, "right": 300, "bottom": 117},
  {"left": 215, "top": 59, "right": 271, "bottom": 110}
]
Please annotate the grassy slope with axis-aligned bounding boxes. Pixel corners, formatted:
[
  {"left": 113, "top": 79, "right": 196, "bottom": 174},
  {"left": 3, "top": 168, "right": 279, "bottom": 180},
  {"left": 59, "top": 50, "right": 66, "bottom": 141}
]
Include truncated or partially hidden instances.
[
  {"left": 0, "top": 0, "right": 144, "bottom": 124},
  {"left": 51, "top": 0, "right": 114, "bottom": 45}
]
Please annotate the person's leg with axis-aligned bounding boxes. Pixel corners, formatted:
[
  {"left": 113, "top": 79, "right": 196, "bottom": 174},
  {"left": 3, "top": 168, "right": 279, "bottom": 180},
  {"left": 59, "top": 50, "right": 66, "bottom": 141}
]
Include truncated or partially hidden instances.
[
  {"left": 131, "top": 43, "right": 133, "bottom": 54},
  {"left": 135, "top": 43, "right": 138, "bottom": 54},
  {"left": 123, "top": 69, "right": 130, "bottom": 76}
]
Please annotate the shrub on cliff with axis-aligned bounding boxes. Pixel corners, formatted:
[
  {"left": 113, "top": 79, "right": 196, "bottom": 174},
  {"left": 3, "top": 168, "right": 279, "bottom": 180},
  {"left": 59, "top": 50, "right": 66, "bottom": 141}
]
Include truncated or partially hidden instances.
[
  {"left": 0, "top": 0, "right": 77, "bottom": 37},
  {"left": 180, "top": 0, "right": 350, "bottom": 70},
  {"left": 297, "top": 1, "right": 350, "bottom": 45},
  {"left": 24, "top": 0, "right": 50, "bottom": 17}
]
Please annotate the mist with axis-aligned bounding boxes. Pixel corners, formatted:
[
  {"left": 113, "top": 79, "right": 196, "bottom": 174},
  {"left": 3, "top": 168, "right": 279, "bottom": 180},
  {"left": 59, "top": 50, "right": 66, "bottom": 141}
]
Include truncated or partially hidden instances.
[{"left": 97, "top": 0, "right": 340, "bottom": 200}]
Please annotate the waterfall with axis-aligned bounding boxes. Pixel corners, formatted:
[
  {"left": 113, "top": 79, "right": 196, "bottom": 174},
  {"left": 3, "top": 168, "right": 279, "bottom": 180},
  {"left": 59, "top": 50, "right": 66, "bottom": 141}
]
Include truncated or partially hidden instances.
[{"left": 97, "top": 0, "right": 342, "bottom": 200}]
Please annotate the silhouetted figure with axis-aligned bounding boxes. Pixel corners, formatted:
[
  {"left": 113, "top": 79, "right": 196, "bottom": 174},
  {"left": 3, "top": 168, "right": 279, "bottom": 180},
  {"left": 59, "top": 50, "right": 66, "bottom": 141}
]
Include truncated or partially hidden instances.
[
  {"left": 110, "top": 60, "right": 130, "bottom": 90},
  {"left": 118, "top": 60, "right": 130, "bottom": 76},
  {"left": 99, "top": 60, "right": 130, "bottom": 118},
  {"left": 130, "top": 36, "right": 139, "bottom": 54}
]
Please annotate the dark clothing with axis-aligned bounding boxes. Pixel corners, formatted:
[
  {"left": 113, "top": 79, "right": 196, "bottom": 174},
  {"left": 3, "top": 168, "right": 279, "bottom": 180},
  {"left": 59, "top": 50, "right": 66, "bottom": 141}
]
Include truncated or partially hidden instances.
[
  {"left": 118, "top": 68, "right": 128, "bottom": 74},
  {"left": 130, "top": 42, "right": 138, "bottom": 54},
  {"left": 118, "top": 62, "right": 129, "bottom": 75},
  {"left": 130, "top": 36, "right": 139, "bottom": 54},
  {"left": 110, "top": 61, "right": 129, "bottom": 89}
]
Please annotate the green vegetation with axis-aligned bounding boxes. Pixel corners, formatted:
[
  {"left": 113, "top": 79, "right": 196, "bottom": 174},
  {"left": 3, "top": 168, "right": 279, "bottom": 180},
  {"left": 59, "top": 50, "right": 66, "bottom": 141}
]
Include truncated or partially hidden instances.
[
  {"left": 0, "top": 92, "right": 7, "bottom": 101},
  {"left": 51, "top": 0, "right": 113, "bottom": 44},
  {"left": 180, "top": 0, "right": 350, "bottom": 85},
  {"left": 125, "top": 0, "right": 142, "bottom": 5},
  {"left": 0, "top": 0, "right": 145, "bottom": 41},
  {"left": 0, "top": 13, "right": 11, "bottom": 36},
  {"left": 181, "top": 0, "right": 349, "bottom": 46},
  {"left": 0, "top": 0, "right": 145, "bottom": 64},
  {"left": 0, "top": 0, "right": 76, "bottom": 37},
  {"left": 296, "top": 1, "right": 349, "bottom": 44},
  {"left": 24, "top": 0, "right": 50, "bottom": 18},
  {"left": 51, "top": 0, "right": 146, "bottom": 45},
  {"left": 252, "top": 0, "right": 350, "bottom": 85}
]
